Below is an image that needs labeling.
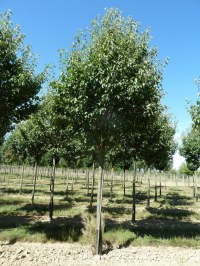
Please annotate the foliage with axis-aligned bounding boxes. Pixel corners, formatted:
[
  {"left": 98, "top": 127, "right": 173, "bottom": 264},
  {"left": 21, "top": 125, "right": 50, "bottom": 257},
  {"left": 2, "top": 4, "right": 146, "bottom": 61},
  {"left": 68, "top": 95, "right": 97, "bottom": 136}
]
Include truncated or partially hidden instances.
[
  {"left": 2, "top": 123, "right": 28, "bottom": 164},
  {"left": 4, "top": 114, "right": 47, "bottom": 164},
  {"left": 178, "top": 162, "right": 194, "bottom": 176},
  {"left": 179, "top": 128, "right": 200, "bottom": 171},
  {"left": 140, "top": 113, "right": 176, "bottom": 170},
  {"left": 0, "top": 11, "right": 45, "bottom": 139},
  {"left": 52, "top": 8, "right": 174, "bottom": 168},
  {"left": 190, "top": 78, "right": 200, "bottom": 128}
]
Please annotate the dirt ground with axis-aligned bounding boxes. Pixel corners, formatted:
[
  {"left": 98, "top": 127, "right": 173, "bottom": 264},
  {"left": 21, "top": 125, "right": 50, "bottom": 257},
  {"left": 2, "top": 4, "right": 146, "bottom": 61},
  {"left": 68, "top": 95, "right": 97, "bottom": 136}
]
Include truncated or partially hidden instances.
[{"left": 0, "top": 241, "right": 200, "bottom": 266}]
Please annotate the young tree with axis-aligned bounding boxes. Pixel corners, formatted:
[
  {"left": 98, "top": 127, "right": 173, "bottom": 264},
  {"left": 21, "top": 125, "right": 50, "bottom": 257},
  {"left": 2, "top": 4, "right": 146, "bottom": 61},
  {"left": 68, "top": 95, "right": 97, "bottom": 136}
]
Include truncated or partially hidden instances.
[
  {"left": 0, "top": 11, "right": 45, "bottom": 139},
  {"left": 52, "top": 8, "right": 172, "bottom": 254}
]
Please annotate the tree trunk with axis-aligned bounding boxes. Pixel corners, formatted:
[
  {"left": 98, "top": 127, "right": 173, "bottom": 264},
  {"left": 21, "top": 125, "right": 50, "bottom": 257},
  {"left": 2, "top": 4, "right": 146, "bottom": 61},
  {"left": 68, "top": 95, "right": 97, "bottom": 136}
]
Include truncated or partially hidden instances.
[
  {"left": 90, "top": 162, "right": 95, "bottom": 207},
  {"left": 7, "top": 165, "right": 12, "bottom": 187},
  {"left": 31, "top": 163, "right": 38, "bottom": 205},
  {"left": 19, "top": 163, "right": 25, "bottom": 194},
  {"left": 96, "top": 165, "right": 103, "bottom": 255},
  {"left": 193, "top": 175, "right": 195, "bottom": 198},
  {"left": 154, "top": 185, "right": 158, "bottom": 202},
  {"left": 123, "top": 168, "right": 126, "bottom": 196},
  {"left": 71, "top": 171, "right": 74, "bottom": 191},
  {"left": 154, "top": 172, "right": 157, "bottom": 202},
  {"left": 66, "top": 171, "right": 70, "bottom": 192},
  {"left": 132, "top": 163, "right": 137, "bottom": 223},
  {"left": 17, "top": 164, "right": 21, "bottom": 178},
  {"left": 195, "top": 174, "right": 198, "bottom": 202},
  {"left": 146, "top": 174, "right": 150, "bottom": 208},
  {"left": 110, "top": 167, "right": 114, "bottom": 200},
  {"left": 75, "top": 168, "right": 78, "bottom": 183},
  {"left": 159, "top": 181, "right": 162, "bottom": 197},
  {"left": 3, "top": 165, "right": 6, "bottom": 183},
  {"left": 86, "top": 169, "right": 90, "bottom": 196},
  {"left": 96, "top": 140, "right": 105, "bottom": 255},
  {"left": 49, "top": 157, "right": 56, "bottom": 221}
]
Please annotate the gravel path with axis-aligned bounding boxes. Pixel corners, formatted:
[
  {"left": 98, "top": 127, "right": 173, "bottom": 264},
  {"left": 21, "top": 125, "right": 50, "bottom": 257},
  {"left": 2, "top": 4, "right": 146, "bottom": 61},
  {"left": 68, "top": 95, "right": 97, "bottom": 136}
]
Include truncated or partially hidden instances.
[{"left": 0, "top": 242, "right": 200, "bottom": 266}]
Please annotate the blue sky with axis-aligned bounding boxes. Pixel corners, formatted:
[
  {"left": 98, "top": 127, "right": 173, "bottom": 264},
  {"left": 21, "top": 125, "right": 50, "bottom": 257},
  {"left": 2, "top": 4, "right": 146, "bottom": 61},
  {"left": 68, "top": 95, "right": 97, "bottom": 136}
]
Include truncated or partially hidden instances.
[{"left": 1, "top": 0, "right": 200, "bottom": 137}]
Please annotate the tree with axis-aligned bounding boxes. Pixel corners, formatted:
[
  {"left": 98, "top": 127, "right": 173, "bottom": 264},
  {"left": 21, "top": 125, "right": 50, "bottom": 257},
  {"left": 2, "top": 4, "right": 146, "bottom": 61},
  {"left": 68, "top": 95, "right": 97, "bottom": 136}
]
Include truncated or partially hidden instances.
[
  {"left": 0, "top": 11, "right": 45, "bottom": 140},
  {"left": 52, "top": 8, "right": 172, "bottom": 254},
  {"left": 178, "top": 162, "right": 194, "bottom": 176},
  {"left": 190, "top": 78, "right": 200, "bottom": 128},
  {"left": 140, "top": 113, "right": 176, "bottom": 170},
  {"left": 179, "top": 128, "right": 200, "bottom": 172},
  {"left": 4, "top": 113, "right": 47, "bottom": 203},
  {"left": 2, "top": 123, "right": 27, "bottom": 165}
]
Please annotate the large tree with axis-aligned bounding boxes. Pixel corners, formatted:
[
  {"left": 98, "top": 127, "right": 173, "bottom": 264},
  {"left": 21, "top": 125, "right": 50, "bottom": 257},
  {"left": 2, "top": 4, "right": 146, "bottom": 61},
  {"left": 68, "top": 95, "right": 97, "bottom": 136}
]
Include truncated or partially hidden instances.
[
  {"left": 0, "top": 11, "right": 45, "bottom": 140},
  {"left": 52, "top": 8, "right": 173, "bottom": 254}
]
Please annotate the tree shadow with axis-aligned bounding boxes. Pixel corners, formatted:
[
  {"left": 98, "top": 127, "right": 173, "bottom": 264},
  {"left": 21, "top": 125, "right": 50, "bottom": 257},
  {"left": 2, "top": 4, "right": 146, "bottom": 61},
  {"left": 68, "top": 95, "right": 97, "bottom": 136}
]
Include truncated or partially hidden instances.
[
  {"left": 103, "top": 206, "right": 131, "bottom": 216},
  {"left": 28, "top": 215, "right": 83, "bottom": 241},
  {"left": 0, "top": 198, "right": 25, "bottom": 206},
  {"left": 0, "top": 215, "right": 32, "bottom": 229},
  {"left": 0, "top": 188, "right": 33, "bottom": 194},
  {"left": 105, "top": 217, "right": 200, "bottom": 241},
  {"left": 160, "top": 192, "right": 193, "bottom": 207},
  {"left": 146, "top": 207, "right": 194, "bottom": 220},
  {"left": 43, "top": 190, "right": 68, "bottom": 197},
  {"left": 133, "top": 218, "right": 200, "bottom": 239},
  {"left": 114, "top": 191, "right": 148, "bottom": 205},
  {"left": 17, "top": 203, "right": 73, "bottom": 215}
]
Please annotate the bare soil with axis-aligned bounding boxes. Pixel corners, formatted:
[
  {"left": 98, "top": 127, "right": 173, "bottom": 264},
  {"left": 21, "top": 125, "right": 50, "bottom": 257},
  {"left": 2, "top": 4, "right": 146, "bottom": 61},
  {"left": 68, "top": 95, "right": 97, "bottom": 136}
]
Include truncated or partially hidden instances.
[{"left": 0, "top": 241, "right": 200, "bottom": 266}]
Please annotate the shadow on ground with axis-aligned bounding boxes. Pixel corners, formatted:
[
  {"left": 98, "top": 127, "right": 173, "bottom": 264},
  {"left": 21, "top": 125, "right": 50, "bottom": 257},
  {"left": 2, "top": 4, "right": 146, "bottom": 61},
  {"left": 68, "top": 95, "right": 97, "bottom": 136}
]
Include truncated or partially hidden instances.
[
  {"left": 28, "top": 215, "right": 83, "bottom": 241},
  {"left": 105, "top": 217, "right": 200, "bottom": 241},
  {"left": 161, "top": 192, "right": 193, "bottom": 207}
]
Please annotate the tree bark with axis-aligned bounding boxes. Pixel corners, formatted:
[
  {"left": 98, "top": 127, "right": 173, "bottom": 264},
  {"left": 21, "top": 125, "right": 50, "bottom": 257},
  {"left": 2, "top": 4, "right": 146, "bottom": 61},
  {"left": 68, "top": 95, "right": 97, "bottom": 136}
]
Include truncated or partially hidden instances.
[
  {"left": 90, "top": 162, "right": 95, "bottom": 207},
  {"left": 49, "top": 157, "right": 56, "bottom": 221},
  {"left": 154, "top": 172, "right": 157, "bottom": 202},
  {"left": 146, "top": 173, "right": 150, "bottom": 208},
  {"left": 123, "top": 168, "right": 126, "bottom": 196},
  {"left": 110, "top": 167, "right": 114, "bottom": 200},
  {"left": 132, "top": 162, "right": 137, "bottom": 223},
  {"left": 7, "top": 165, "right": 12, "bottom": 187},
  {"left": 96, "top": 139, "right": 105, "bottom": 255},
  {"left": 96, "top": 165, "right": 103, "bottom": 255},
  {"left": 19, "top": 163, "right": 25, "bottom": 194},
  {"left": 31, "top": 163, "right": 38, "bottom": 205},
  {"left": 159, "top": 181, "right": 162, "bottom": 197}
]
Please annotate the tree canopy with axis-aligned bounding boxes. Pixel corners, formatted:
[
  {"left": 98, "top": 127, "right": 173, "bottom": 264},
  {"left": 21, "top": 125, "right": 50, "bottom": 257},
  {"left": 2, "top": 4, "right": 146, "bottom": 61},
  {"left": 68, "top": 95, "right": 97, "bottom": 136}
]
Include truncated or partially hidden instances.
[
  {"left": 0, "top": 11, "right": 45, "bottom": 141},
  {"left": 179, "top": 78, "right": 200, "bottom": 172},
  {"left": 52, "top": 8, "right": 174, "bottom": 169},
  {"left": 190, "top": 79, "right": 200, "bottom": 130},
  {"left": 179, "top": 128, "right": 200, "bottom": 171}
]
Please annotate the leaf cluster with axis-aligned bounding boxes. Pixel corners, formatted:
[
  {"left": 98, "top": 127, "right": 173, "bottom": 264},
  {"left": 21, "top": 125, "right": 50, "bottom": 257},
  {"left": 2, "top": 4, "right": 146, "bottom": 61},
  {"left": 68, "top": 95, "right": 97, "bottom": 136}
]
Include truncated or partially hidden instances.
[{"left": 0, "top": 11, "right": 45, "bottom": 139}]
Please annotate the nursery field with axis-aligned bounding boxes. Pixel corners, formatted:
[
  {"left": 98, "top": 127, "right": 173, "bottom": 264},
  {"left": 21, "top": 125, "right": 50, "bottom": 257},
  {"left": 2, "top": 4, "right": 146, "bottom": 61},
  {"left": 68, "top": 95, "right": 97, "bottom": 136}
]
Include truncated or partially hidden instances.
[{"left": 0, "top": 165, "right": 200, "bottom": 249}]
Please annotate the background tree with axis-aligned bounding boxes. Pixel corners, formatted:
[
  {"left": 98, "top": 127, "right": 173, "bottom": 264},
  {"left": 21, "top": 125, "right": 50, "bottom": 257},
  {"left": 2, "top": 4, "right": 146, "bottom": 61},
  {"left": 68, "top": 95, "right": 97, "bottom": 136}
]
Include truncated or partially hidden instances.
[
  {"left": 141, "top": 113, "right": 176, "bottom": 170},
  {"left": 190, "top": 78, "right": 200, "bottom": 128},
  {"left": 179, "top": 128, "right": 200, "bottom": 172},
  {"left": 178, "top": 162, "right": 194, "bottom": 176},
  {"left": 0, "top": 11, "right": 45, "bottom": 140}
]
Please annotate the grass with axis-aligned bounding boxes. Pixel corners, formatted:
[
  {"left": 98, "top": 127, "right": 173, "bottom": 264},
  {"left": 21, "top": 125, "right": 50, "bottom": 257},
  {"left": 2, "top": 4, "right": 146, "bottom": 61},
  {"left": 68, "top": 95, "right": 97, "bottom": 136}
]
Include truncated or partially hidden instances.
[{"left": 0, "top": 167, "right": 200, "bottom": 249}]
